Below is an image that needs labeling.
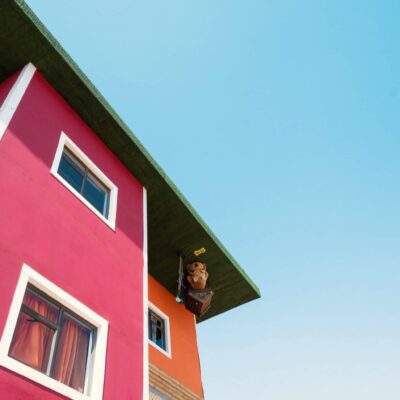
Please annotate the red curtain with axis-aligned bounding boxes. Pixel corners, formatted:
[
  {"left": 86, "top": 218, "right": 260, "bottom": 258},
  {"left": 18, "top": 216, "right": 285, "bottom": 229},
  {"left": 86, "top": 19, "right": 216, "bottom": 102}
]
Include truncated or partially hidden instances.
[
  {"left": 52, "top": 315, "right": 90, "bottom": 393},
  {"left": 9, "top": 291, "right": 90, "bottom": 393},
  {"left": 9, "top": 291, "right": 58, "bottom": 372}
]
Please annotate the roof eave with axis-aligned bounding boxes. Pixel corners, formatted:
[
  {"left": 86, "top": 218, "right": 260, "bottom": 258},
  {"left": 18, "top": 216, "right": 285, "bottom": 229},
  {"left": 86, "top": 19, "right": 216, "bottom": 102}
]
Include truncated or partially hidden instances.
[{"left": 0, "top": 0, "right": 260, "bottom": 322}]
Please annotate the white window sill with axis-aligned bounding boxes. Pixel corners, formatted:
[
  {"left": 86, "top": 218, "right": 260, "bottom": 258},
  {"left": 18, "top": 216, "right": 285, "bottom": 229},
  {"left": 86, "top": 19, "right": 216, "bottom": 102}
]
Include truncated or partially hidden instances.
[
  {"left": 51, "top": 171, "right": 116, "bottom": 230},
  {"left": 0, "top": 355, "right": 91, "bottom": 400},
  {"left": 148, "top": 339, "right": 172, "bottom": 359}
]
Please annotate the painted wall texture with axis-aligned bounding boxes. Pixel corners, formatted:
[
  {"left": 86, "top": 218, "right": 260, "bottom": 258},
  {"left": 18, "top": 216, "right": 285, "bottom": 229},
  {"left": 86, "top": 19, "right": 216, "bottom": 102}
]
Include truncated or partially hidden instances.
[
  {"left": 0, "top": 69, "right": 145, "bottom": 399},
  {"left": 148, "top": 275, "right": 204, "bottom": 398}
]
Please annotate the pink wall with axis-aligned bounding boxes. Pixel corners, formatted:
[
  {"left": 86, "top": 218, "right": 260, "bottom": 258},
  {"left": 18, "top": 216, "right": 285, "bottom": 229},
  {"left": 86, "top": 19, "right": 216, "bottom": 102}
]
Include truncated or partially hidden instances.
[{"left": 0, "top": 69, "right": 145, "bottom": 399}]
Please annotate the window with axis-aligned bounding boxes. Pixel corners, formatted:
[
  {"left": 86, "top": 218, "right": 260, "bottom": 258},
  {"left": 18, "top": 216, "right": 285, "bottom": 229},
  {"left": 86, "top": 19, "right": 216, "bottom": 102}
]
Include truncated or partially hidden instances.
[
  {"left": 51, "top": 132, "right": 118, "bottom": 230},
  {"left": 149, "top": 309, "right": 165, "bottom": 350},
  {"left": 9, "top": 286, "right": 95, "bottom": 393},
  {"left": 148, "top": 302, "right": 171, "bottom": 358},
  {"left": 0, "top": 264, "right": 108, "bottom": 400},
  {"left": 58, "top": 149, "right": 110, "bottom": 217}
]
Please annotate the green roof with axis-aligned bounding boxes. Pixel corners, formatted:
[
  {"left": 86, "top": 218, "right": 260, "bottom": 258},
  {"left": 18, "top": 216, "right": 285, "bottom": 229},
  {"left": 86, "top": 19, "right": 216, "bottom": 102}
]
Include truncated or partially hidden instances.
[{"left": 0, "top": 0, "right": 260, "bottom": 322}]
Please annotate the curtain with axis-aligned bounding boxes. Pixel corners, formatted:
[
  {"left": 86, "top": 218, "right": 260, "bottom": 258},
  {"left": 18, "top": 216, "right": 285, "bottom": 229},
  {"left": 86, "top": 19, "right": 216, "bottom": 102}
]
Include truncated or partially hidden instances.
[
  {"left": 52, "top": 314, "right": 90, "bottom": 393},
  {"left": 9, "top": 291, "right": 91, "bottom": 393},
  {"left": 9, "top": 291, "right": 58, "bottom": 372}
]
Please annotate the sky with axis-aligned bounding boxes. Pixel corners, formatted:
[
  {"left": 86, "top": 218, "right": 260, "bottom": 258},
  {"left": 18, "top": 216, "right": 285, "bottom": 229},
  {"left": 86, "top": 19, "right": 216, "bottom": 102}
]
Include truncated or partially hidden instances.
[{"left": 26, "top": 1, "right": 400, "bottom": 399}]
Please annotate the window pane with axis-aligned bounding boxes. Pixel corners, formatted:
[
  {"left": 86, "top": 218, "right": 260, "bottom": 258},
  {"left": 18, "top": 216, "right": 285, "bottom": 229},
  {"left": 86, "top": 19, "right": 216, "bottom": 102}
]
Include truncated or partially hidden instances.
[
  {"left": 149, "top": 310, "right": 165, "bottom": 350},
  {"left": 83, "top": 173, "right": 109, "bottom": 216},
  {"left": 62, "top": 150, "right": 86, "bottom": 175},
  {"left": 23, "top": 289, "right": 59, "bottom": 324},
  {"left": 155, "top": 324, "right": 164, "bottom": 349},
  {"left": 58, "top": 155, "right": 84, "bottom": 193},
  {"left": 52, "top": 313, "right": 91, "bottom": 393},
  {"left": 9, "top": 311, "right": 55, "bottom": 372}
]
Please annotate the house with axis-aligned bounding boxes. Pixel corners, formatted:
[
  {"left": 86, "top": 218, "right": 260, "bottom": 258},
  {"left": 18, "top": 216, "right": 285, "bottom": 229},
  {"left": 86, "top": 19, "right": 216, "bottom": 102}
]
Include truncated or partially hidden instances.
[{"left": 0, "top": 2, "right": 260, "bottom": 400}]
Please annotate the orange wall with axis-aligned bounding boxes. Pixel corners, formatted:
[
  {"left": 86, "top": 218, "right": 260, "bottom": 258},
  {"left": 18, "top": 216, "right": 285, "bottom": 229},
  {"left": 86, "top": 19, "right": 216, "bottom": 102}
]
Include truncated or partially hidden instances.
[{"left": 148, "top": 275, "right": 203, "bottom": 397}]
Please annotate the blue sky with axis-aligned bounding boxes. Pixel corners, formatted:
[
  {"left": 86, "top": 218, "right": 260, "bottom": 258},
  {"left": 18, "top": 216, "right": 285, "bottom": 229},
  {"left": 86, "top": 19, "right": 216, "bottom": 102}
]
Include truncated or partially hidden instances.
[{"left": 27, "top": 1, "right": 400, "bottom": 399}]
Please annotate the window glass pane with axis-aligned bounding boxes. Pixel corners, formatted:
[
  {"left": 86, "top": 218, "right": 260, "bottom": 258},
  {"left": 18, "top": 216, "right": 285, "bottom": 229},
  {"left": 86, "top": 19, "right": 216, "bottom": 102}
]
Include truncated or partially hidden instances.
[
  {"left": 155, "top": 324, "right": 164, "bottom": 349},
  {"left": 62, "top": 150, "right": 86, "bottom": 174},
  {"left": 149, "top": 310, "right": 165, "bottom": 350},
  {"left": 83, "top": 173, "right": 109, "bottom": 216},
  {"left": 9, "top": 311, "right": 55, "bottom": 372},
  {"left": 23, "top": 289, "right": 59, "bottom": 324},
  {"left": 52, "top": 313, "right": 91, "bottom": 393},
  {"left": 58, "top": 155, "right": 84, "bottom": 193}
]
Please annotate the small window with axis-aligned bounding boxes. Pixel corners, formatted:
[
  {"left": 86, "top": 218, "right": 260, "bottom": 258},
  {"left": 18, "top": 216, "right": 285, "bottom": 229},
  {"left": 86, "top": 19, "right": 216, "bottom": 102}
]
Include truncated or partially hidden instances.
[
  {"left": 51, "top": 132, "right": 118, "bottom": 230},
  {"left": 149, "top": 309, "right": 166, "bottom": 350},
  {"left": 0, "top": 264, "right": 109, "bottom": 400},
  {"left": 148, "top": 302, "right": 171, "bottom": 358},
  {"left": 58, "top": 149, "right": 110, "bottom": 217},
  {"left": 9, "top": 286, "right": 95, "bottom": 393}
]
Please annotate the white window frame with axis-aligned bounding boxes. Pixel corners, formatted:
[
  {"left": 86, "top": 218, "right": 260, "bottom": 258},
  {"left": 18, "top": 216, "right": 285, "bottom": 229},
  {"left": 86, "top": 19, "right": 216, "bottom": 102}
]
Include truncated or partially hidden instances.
[
  {"left": 0, "top": 264, "right": 109, "bottom": 400},
  {"left": 148, "top": 302, "right": 172, "bottom": 359},
  {"left": 51, "top": 132, "right": 118, "bottom": 230}
]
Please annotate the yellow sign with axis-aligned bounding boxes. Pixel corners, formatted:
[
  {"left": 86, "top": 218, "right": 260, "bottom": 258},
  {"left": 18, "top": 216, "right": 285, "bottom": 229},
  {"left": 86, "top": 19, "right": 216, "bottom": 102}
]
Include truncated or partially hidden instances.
[{"left": 194, "top": 247, "right": 206, "bottom": 256}]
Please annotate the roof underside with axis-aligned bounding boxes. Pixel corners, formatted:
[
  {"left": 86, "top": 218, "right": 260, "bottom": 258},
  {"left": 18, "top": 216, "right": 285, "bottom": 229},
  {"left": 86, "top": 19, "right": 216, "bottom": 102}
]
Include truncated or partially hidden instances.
[{"left": 0, "top": 0, "right": 260, "bottom": 322}]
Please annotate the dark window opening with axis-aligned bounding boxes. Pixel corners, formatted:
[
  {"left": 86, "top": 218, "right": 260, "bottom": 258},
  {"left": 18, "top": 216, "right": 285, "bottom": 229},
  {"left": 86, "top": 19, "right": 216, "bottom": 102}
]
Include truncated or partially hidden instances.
[{"left": 148, "top": 309, "right": 166, "bottom": 351}]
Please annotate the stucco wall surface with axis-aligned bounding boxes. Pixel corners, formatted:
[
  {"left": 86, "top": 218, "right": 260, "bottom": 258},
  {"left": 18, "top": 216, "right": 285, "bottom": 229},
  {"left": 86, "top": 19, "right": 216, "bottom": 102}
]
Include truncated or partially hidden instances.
[{"left": 0, "top": 69, "right": 145, "bottom": 399}]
